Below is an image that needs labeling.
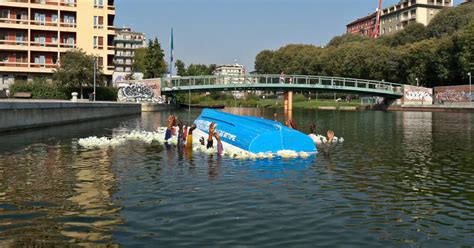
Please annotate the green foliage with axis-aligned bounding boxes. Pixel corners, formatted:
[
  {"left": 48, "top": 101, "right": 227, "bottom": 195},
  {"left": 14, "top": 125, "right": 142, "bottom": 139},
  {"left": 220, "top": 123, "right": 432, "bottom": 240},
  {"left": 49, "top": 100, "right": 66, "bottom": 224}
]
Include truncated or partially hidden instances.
[
  {"left": 253, "top": 4, "right": 474, "bottom": 87},
  {"left": 173, "top": 59, "right": 216, "bottom": 76},
  {"left": 53, "top": 49, "right": 103, "bottom": 93},
  {"left": 133, "top": 47, "right": 147, "bottom": 73},
  {"left": 9, "top": 79, "right": 67, "bottom": 99},
  {"left": 175, "top": 59, "right": 187, "bottom": 76},
  {"left": 378, "top": 23, "right": 427, "bottom": 47},
  {"left": 293, "top": 94, "right": 307, "bottom": 102},
  {"left": 141, "top": 38, "right": 167, "bottom": 78},
  {"left": 327, "top": 33, "right": 371, "bottom": 47},
  {"left": 426, "top": 3, "right": 474, "bottom": 38}
]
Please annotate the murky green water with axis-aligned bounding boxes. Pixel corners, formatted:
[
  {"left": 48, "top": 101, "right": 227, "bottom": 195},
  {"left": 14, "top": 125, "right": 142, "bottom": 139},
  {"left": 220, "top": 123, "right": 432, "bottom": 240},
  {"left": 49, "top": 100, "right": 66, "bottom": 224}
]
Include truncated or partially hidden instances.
[{"left": 0, "top": 108, "right": 473, "bottom": 247}]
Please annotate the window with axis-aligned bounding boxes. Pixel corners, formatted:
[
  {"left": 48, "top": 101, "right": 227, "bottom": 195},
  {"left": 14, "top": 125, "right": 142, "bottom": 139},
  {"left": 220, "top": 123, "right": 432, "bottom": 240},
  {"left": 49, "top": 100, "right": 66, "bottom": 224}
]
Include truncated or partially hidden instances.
[
  {"left": 93, "top": 16, "right": 103, "bottom": 28},
  {"left": 0, "top": 54, "right": 8, "bottom": 63},
  {"left": 16, "top": 33, "right": 23, "bottom": 44},
  {"left": 0, "top": 31, "right": 7, "bottom": 40},
  {"left": 63, "top": 15, "right": 75, "bottom": 27},
  {"left": 0, "top": 9, "right": 10, "bottom": 19},
  {"left": 52, "top": 35, "right": 57, "bottom": 44},
  {"left": 64, "top": 0, "right": 75, "bottom": 6},
  {"left": 34, "top": 55, "right": 46, "bottom": 65},
  {"left": 52, "top": 14, "right": 58, "bottom": 23},
  {"left": 34, "top": 34, "right": 46, "bottom": 46},
  {"left": 94, "top": 0, "right": 104, "bottom": 8},
  {"left": 34, "top": 13, "right": 46, "bottom": 25}
]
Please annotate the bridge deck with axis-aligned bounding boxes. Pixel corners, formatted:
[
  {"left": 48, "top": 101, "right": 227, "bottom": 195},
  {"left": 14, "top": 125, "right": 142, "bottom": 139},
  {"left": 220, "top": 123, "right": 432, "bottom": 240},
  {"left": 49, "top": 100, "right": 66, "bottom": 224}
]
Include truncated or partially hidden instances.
[{"left": 161, "top": 74, "right": 404, "bottom": 98}]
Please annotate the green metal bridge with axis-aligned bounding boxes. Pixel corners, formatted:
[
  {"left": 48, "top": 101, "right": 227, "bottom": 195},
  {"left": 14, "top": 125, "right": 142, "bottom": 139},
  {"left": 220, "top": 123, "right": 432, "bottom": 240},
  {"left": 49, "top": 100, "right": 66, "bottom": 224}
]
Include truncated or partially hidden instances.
[{"left": 161, "top": 74, "right": 404, "bottom": 98}]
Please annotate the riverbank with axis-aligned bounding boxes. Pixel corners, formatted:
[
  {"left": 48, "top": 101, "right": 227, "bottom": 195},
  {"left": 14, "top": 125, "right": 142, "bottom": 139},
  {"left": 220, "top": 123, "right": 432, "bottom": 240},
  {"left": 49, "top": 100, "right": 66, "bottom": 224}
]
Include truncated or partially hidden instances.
[{"left": 0, "top": 100, "right": 141, "bottom": 132}]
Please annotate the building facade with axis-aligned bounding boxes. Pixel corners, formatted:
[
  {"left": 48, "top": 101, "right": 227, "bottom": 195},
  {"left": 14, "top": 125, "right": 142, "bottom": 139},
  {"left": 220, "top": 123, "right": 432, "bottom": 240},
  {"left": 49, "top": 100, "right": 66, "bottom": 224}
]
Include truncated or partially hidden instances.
[
  {"left": 346, "top": 12, "right": 377, "bottom": 37},
  {"left": 112, "top": 27, "right": 145, "bottom": 85},
  {"left": 0, "top": 0, "right": 116, "bottom": 90},
  {"left": 379, "top": 0, "right": 453, "bottom": 35},
  {"left": 213, "top": 64, "right": 245, "bottom": 77}
]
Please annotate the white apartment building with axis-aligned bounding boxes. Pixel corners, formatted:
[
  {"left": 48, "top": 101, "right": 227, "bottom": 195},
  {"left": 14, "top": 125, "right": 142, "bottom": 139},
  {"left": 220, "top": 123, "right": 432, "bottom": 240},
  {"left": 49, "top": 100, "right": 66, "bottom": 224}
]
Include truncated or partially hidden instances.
[{"left": 380, "top": 0, "right": 453, "bottom": 35}]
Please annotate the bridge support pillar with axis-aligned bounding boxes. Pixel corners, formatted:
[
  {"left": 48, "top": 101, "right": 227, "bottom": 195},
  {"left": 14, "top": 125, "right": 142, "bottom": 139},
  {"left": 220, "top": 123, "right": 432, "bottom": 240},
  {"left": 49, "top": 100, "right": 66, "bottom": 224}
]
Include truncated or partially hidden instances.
[
  {"left": 284, "top": 91, "right": 293, "bottom": 125},
  {"left": 284, "top": 91, "right": 293, "bottom": 111}
]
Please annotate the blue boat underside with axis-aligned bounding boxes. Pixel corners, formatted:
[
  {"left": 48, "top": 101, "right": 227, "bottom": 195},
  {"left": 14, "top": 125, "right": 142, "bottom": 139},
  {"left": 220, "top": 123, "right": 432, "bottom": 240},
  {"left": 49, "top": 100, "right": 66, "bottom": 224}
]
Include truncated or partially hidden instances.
[{"left": 194, "top": 109, "right": 316, "bottom": 154}]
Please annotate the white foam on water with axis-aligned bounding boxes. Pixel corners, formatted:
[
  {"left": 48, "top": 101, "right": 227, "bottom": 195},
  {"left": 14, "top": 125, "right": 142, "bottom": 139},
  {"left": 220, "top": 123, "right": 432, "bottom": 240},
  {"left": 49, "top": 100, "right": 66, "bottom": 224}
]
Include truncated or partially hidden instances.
[{"left": 78, "top": 127, "right": 317, "bottom": 160}]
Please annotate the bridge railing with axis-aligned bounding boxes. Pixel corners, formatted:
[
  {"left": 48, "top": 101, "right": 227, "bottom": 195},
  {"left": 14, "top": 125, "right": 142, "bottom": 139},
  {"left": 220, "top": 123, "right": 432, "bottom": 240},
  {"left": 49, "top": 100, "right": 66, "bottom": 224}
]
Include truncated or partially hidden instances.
[{"left": 162, "top": 74, "right": 404, "bottom": 94}]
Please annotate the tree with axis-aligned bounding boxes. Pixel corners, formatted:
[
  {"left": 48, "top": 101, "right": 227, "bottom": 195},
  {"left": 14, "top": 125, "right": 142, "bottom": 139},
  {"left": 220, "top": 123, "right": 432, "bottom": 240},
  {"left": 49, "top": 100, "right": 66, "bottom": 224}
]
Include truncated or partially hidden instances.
[
  {"left": 426, "top": 3, "right": 474, "bottom": 38},
  {"left": 378, "top": 23, "right": 427, "bottom": 47},
  {"left": 143, "top": 38, "right": 167, "bottom": 78},
  {"left": 255, "top": 50, "right": 275, "bottom": 73},
  {"left": 133, "top": 47, "right": 147, "bottom": 73},
  {"left": 53, "top": 49, "right": 101, "bottom": 98},
  {"left": 327, "top": 33, "right": 371, "bottom": 47},
  {"left": 175, "top": 59, "right": 187, "bottom": 76}
]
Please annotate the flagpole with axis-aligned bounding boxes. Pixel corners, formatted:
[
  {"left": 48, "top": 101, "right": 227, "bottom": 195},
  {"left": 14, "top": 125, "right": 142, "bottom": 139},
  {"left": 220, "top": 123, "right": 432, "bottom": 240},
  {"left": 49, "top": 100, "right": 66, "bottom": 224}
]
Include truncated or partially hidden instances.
[{"left": 169, "top": 28, "right": 173, "bottom": 77}]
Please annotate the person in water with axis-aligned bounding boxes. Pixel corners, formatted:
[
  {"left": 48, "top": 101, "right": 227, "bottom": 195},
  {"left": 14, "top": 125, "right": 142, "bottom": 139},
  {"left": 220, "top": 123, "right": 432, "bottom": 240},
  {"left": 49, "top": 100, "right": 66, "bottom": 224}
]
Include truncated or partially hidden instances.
[
  {"left": 207, "top": 122, "right": 216, "bottom": 149},
  {"left": 309, "top": 123, "right": 316, "bottom": 134},
  {"left": 165, "top": 115, "right": 177, "bottom": 141},
  {"left": 213, "top": 132, "right": 224, "bottom": 156},
  {"left": 286, "top": 119, "right": 297, "bottom": 130},
  {"left": 186, "top": 124, "right": 197, "bottom": 148},
  {"left": 321, "top": 130, "right": 336, "bottom": 157}
]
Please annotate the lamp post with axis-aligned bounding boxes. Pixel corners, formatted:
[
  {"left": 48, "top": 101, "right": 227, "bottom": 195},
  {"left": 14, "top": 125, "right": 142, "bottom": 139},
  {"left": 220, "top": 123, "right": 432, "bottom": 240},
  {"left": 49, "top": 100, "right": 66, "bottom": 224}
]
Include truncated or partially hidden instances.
[
  {"left": 469, "top": 72, "right": 472, "bottom": 105},
  {"left": 93, "top": 57, "right": 97, "bottom": 101},
  {"left": 415, "top": 77, "right": 419, "bottom": 87}
]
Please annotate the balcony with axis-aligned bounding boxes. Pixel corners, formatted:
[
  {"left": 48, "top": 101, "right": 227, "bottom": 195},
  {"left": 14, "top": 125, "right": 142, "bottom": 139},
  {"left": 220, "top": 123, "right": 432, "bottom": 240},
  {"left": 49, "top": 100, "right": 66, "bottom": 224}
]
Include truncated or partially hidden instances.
[
  {"left": 30, "top": 20, "right": 58, "bottom": 27},
  {"left": 60, "top": 1, "right": 77, "bottom": 7},
  {"left": 59, "top": 22, "right": 77, "bottom": 28},
  {"left": 30, "top": 41, "right": 59, "bottom": 48},
  {"left": 60, "top": 43, "right": 76, "bottom": 49},
  {"left": 0, "top": 18, "right": 29, "bottom": 25},
  {"left": 31, "top": 0, "right": 60, "bottom": 6},
  {"left": 0, "top": 61, "right": 29, "bottom": 68},
  {"left": 0, "top": 39, "right": 29, "bottom": 47}
]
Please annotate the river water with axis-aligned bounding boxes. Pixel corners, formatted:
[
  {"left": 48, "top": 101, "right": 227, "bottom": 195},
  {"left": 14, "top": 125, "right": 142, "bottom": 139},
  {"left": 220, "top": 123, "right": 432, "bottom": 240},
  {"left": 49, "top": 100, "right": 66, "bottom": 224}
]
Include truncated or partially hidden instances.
[{"left": 0, "top": 108, "right": 473, "bottom": 247}]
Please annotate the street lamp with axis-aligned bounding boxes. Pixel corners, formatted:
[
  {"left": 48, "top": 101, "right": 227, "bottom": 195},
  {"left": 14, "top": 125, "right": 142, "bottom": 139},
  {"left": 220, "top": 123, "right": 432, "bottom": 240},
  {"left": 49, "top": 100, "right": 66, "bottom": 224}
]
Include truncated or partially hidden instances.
[
  {"left": 415, "top": 77, "right": 419, "bottom": 87},
  {"left": 93, "top": 57, "right": 97, "bottom": 101},
  {"left": 468, "top": 72, "right": 472, "bottom": 105}
]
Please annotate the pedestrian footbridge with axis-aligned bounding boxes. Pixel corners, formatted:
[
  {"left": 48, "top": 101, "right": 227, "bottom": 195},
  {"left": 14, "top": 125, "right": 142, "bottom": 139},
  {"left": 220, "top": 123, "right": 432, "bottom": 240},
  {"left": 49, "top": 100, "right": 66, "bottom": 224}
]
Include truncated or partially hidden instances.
[{"left": 160, "top": 74, "right": 404, "bottom": 98}]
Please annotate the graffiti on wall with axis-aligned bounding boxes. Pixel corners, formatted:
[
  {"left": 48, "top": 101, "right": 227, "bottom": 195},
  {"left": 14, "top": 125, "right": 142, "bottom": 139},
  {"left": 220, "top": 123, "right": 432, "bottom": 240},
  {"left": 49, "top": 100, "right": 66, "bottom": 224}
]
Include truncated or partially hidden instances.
[
  {"left": 118, "top": 83, "right": 165, "bottom": 103},
  {"left": 403, "top": 86, "right": 433, "bottom": 104},
  {"left": 434, "top": 85, "right": 472, "bottom": 103}
]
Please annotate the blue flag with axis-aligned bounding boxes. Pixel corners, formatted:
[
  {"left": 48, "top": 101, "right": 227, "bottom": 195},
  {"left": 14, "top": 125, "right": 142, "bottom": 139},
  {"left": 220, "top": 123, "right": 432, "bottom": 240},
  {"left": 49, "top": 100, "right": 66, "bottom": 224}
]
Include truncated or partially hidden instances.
[{"left": 169, "top": 28, "right": 174, "bottom": 76}]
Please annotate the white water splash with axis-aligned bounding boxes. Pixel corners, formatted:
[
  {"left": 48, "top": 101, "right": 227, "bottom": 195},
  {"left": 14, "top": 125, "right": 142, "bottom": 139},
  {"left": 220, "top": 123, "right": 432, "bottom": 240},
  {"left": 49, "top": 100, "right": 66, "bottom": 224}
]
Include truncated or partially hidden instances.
[{"left": 77, "top": 127, "right": 315, "bottom": 160}]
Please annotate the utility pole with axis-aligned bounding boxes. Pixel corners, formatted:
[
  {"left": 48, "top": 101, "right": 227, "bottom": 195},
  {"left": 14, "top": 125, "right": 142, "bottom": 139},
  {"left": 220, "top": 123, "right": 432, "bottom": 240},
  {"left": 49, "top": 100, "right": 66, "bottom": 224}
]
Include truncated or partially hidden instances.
[
  {"left": 93, "top": 57, "right": 97, "bottom": 101},
  {"left": 469, "top": 72, "right": 472, "bottom": 105}
]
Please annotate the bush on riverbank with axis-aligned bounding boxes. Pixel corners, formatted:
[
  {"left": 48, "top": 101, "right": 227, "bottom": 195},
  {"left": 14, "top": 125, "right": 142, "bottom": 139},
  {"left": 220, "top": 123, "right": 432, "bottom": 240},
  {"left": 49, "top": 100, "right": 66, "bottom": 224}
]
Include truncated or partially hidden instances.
[
  {"left": 9, "top": 80, "right": 118, "bottom": 101},
  {"left": 9, "top": 79, "right": 68, "bottom": 99}
]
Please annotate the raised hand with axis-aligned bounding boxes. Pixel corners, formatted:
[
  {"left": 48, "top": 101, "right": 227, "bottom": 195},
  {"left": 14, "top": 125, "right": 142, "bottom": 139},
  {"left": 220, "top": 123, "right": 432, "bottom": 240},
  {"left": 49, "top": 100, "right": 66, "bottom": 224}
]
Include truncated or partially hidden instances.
[{"left": 327, "top": 130, "right": 334, "bottom": 143}]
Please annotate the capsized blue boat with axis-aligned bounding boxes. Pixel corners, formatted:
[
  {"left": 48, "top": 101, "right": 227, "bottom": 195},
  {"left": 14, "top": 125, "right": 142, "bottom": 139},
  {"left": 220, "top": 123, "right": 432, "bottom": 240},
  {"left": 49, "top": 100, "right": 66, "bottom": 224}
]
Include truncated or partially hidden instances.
[{"left": 194, "top": 109, "right": 317, "bottom": 154}]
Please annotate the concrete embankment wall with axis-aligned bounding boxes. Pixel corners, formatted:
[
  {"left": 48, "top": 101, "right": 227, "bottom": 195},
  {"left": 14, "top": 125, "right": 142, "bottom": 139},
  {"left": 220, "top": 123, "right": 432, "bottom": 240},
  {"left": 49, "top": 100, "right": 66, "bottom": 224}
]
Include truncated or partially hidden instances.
[{"left": 0, "top": 100, "right": 141, "bottom": 132}]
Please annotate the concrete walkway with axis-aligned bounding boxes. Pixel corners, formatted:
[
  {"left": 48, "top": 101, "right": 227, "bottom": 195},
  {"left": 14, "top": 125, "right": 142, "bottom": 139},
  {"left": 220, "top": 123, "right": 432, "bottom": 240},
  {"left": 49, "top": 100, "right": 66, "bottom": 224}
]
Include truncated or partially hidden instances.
[{"left": 0, "top": 100, "right": 141, "bottom": 132}]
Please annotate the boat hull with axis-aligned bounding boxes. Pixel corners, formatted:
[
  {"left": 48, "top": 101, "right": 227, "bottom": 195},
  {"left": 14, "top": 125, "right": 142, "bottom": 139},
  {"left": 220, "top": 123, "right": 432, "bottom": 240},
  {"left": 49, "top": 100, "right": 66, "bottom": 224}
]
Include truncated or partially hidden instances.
[{"left": 194, "top": 109, "right": 316, "bottom": 154}]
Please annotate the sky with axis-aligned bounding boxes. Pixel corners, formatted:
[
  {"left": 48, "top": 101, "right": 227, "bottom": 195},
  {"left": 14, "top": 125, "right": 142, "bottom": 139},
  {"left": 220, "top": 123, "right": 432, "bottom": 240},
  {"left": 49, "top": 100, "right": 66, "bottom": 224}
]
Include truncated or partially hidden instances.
[{"left": 115, "top": 0, "right": 463, "bottom": 72}]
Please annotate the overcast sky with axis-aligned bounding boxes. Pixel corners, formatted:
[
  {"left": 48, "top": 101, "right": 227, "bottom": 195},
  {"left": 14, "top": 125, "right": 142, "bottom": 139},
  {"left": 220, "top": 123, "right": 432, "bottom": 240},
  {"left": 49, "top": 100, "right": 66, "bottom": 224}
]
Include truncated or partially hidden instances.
[{"left": 116, "top": 0, "right": 463, "bottom": 72}]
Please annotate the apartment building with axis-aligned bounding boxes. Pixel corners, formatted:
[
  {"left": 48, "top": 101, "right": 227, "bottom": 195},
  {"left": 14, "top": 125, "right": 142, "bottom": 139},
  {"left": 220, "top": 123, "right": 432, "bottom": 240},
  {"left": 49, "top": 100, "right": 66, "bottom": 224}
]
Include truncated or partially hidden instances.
[
  {"left": 346, "top": 12, "right": 377, "bottom": 36},
  {"left": 112, "top": 27, "right": 145, "bottom": 84},
  {"left": 380, "top": 0, "right": 453, "bottom": 35},
  {"left": 0, "top": 0, "right": 116, "bottom": 90}
]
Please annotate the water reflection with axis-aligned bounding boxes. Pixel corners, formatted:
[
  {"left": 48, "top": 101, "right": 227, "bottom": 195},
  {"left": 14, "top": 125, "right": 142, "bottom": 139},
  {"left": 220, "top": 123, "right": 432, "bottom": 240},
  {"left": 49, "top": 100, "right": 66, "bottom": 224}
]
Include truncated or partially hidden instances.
[
  {"left": 0, "top": 142, "right": 122, "bottom": 246},
  {"left": 0, "top": 108, "right": 473, "bottom": 246}
]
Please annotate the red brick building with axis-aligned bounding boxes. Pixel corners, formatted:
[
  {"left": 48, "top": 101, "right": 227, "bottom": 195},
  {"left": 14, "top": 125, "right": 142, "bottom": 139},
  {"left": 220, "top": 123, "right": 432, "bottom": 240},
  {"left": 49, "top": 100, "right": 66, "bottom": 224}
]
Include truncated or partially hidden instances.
[{"left": 346, "top": 12, "right": 377, "bottom": 37}]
